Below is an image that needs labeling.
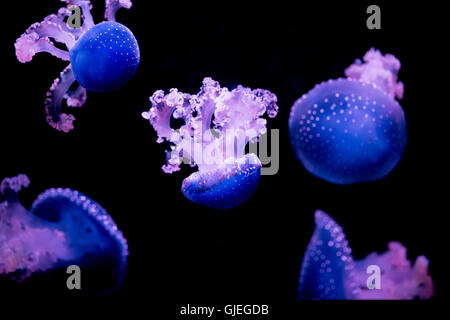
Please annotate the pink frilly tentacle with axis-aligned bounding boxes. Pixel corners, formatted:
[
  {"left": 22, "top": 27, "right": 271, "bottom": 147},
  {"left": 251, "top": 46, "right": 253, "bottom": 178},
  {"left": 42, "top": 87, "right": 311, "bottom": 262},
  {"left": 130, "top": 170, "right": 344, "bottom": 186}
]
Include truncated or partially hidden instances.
[
  {"left": 142, "top": 78, "right": 279, "bottom": 173},
  {"left": 105, "top": 0, "right": 132, "bottom": 22},
  {"left": 344, "top": 48, "right": 404, "bottom": 100},
  {"left": 45, "top": 65, "right": 87, "bottom": 133}
]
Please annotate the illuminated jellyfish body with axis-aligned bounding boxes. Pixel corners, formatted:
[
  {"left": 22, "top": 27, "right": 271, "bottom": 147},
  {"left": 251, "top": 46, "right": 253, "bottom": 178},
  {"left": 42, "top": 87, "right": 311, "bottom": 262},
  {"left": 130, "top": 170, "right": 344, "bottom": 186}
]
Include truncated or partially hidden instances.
[
  {"left": 15, "top": 0, "right": 140, "bottom": 132},
  {"left": 142, "top": 78, "right": 278, "bottom": 209},
  {"left": 0, "top": 174, "right": 128, "bottom": 294},
  {"left": 298, "top": 210, "right": 434, "bottom": 300},
  {"left": 289, "top": 49, "right": 406, "bottom": 184}
]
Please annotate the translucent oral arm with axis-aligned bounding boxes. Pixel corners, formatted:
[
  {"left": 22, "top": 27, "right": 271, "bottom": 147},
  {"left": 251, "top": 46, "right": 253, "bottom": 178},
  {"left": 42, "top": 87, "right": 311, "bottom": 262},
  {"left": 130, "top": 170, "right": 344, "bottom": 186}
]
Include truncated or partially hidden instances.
[
  {"left": 15, "top": 30, "right": 70, "bottom": 63},
  {"left": 0, "top": 174, "right": 30, "bottom": 195},
  {"left": 45, "top": 65, "right": 84, "bottom": 133},
  {"left": 78, "top": 0, "right": 95, "bottom": 29},
  {"left": 214, "top": 86, "right": 278, "bottom": 135},
  {"left": 60, "top": 0, "right": 95, "bottom": 29},
  {"left": 344, "top": 48, "right": 404, "bottom": 100},
  {"left": 142, "top": 77, "right": 279, "bottom": 174},
  {"left": 105, "top": 0, "right": 132, "bottom": 22},
  {"left": 353, "top": 242, "right": 434, "bottom": 300},
  {"left": 46, "top": 8, "right": 80, "bottom": 36},
  {"left": 65, "top": 85, "right": 87, "bottom": 108},
  {"left": 0, "top": 174, "right": 68, "bottom": 281},
  {"left": 142, "top": 90, "right": 181, "bottom": 143},
  {"left": 14, "top": 0, "right": 103, "bottom": 64}
]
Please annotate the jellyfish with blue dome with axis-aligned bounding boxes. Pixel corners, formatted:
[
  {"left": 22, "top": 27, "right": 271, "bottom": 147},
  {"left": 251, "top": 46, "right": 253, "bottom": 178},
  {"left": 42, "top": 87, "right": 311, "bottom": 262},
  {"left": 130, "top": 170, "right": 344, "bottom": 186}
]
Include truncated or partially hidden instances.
[
  {"left": 142, "top": 77, "right": 279, "bottom": 210},
  {"left": 14, "top": 0, "right": 140, "bottom": 132},
  {"left": 0, "top": 174, "right": 128, "bottom": 294},
  {"left": 298, "top": 210, "right": 434, "bottom": 300},
  {"left": 289, "top": 49, "right": 407, "bottom": 184}
]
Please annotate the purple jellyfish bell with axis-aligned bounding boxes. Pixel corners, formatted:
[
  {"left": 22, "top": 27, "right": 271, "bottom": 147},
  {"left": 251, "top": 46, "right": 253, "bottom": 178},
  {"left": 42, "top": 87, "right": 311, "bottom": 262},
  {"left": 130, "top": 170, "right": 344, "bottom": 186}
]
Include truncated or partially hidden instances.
[
  {"left": 142, "top": 78, "right": 278, "bottom": 209},
  {"left": 289, "top": 49, "right": 407, "bottom": 184},
  {"left": 14, "top": 0, "right": 139, "bottom": 132},
  {"left": 0, "top": 174, "right": 128, "bottom": 294},
  {"left": 298, "top": 210, "right": 434, "bottom": 300}
]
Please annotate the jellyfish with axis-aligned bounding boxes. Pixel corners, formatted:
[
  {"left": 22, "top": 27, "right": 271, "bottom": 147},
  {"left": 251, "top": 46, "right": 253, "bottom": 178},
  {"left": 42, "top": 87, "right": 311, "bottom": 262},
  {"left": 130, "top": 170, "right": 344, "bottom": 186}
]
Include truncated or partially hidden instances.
[
  {"left": 298, "top": 210, "right": 433, "bottom": 300},
  {"left": 15, "top": 0, "right": 140, "bottom": 132},
  {"left": 141, "top": 77, "right": 279, "bottom": 209},
  {"left": 0, "top": 174, "right": 128, "bottom": 294},
  {"left": 289, "top": 48, "right": 407, "bottom": 184}
]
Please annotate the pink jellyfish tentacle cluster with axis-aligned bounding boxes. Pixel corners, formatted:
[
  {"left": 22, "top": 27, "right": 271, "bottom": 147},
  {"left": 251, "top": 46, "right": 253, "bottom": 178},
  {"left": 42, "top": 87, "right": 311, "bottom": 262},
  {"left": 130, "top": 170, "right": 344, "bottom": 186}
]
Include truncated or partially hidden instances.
[
  {"left": 344, "top": 47, "right": 404, "bottom": 100},
  {"left": 0, "top": 174, "right": 66, "bottom": 280},
  {"left": 352, "top": 241, "right": 434, "bottom": 299},
  {"left": 142, "top": 77, "right": 279, "bottom": 209},
  {"left": 14, "top": 0, "right": 133, "bottom": 133}
]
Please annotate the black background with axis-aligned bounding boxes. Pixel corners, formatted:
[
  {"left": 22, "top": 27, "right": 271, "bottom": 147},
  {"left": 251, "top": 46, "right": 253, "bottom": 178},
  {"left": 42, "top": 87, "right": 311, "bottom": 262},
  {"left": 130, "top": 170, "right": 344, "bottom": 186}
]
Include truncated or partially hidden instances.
[{"left": 0, "top": 0, "right": 443, "bottom": 314}]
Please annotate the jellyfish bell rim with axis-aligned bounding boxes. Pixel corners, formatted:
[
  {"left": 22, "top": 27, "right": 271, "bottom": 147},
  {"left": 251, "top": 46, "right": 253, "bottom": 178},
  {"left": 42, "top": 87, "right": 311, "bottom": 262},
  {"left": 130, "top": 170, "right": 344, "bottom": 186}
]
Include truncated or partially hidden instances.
[
  {"left": 29, "top": 187, "right": 128, "bottom": 291},
  {"left": 288, "top": 77, "right": 407, "bottom": 185},
  {"left": 181, "top": 153, "right": 262, "bottom": 210},
  {"left": 298, "top": 210, "right": 357, "bottom": 300},
  {"left": 289, "top": 77, "right": 405, "bottom": 125}
]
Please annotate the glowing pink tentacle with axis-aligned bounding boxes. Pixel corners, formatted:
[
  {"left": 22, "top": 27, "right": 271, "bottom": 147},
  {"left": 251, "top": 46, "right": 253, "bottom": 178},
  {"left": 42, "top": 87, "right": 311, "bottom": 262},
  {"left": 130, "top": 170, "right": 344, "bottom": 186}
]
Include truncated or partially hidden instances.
[
  {"left": 61, "top": 0, "right": 95, "bottom": 29},
  {"left": 15, "top": 33, "right": 69, "bottom": 63},
  {"left": 344, "top": 48, "right": 404, "bottom": 100},
  {"left": 353, "top": 241, "right": 434, "bottom": 299},
  {"left": 65, "top": 85, "right": 87, "bottom": 108},
  {"left": 142, "top": 77, "right": 279, "bottom": 174},
  {"left": 45, "top": 65, "right": 83, "bottom": 133},
  {"left": 0, "top": 174, "right": 30, "bottom": 195},
  {"left": 105, "top": 0, "right": 132, "bottom": 22}
]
